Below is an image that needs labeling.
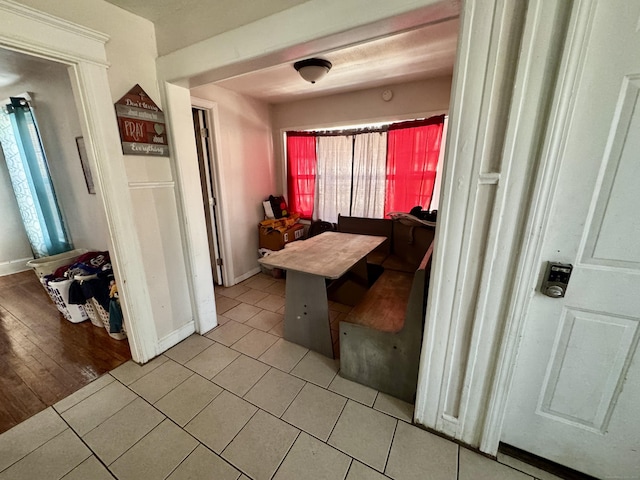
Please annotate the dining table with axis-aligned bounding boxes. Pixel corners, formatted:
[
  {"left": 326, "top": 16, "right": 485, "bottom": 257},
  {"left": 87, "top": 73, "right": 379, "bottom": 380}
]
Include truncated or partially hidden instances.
[{"left": 258, "top": 231, "right": 386, "bottom": 357}]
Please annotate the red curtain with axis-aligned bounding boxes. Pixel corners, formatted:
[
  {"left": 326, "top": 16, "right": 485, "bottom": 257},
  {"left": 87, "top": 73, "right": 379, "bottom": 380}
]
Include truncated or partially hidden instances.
[
  {"left": 384, "top": 115, "right": 445, "bottom": 216},
  {"left": 286, "top": 133, "right": 317, "bottom": 219}
]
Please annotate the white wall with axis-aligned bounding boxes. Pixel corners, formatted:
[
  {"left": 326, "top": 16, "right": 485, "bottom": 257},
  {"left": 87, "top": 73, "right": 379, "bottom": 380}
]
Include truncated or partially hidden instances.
[
  {"left": 0, "top": 148, "right": 32, "bottom": 274},
  {"left": 270, "top": 76, "right": 452, "bottom": 192},
  {"left": 14, "top": 0, "right": 194, "bottom": 349},
  {"left": 190, "top": 84, "right": 277, "bottom": 283}
]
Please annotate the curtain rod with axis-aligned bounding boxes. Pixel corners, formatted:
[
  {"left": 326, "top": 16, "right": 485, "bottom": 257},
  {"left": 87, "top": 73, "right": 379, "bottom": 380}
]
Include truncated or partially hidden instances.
[{"left": 287, "top": 114, "right": 446, "bottom": 137}]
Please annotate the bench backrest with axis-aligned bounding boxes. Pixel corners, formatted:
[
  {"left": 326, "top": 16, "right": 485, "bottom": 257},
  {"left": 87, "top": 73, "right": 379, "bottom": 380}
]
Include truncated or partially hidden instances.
[{"left": 391, "top": 221, "right": 435, "bottom": 271}]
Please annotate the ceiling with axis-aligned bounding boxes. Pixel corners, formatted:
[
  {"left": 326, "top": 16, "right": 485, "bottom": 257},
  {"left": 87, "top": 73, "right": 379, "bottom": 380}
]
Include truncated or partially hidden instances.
[
  {"left": 103, "top": 0, "right": 460, "bottom": 104},
  {"left": 104, "top": 0, "right": 310, "bottom": 55},
  {"left": 215, "top": 19, "right": 459, "bottom": 104}
]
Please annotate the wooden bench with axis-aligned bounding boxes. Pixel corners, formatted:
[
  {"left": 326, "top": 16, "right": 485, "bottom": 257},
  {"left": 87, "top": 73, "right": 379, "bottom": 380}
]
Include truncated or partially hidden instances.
[{"left": 338, "top": 242, "right": 433, "bottom": 403}]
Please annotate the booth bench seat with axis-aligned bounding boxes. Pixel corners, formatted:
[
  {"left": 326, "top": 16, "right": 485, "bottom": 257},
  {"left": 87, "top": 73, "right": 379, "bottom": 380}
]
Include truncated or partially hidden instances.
[
  {"left": 339, "top": 243, "right": 433, "bottom": 403},
  {"left": 336, "top": 214, "right": 435, "bottom": 403}
]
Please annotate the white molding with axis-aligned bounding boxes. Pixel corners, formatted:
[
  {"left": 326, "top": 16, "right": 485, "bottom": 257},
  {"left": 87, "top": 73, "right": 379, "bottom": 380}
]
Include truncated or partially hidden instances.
[
  {"left": 416, "top": 0, "right": 505, "bottom": 433},
  {"left": 0, "top": 0, "right": 109, "bottom": 67},
  {"left": 190, "top": 97, "right": 216, "bottom": 110},
  {"left": 235, "top": 267, "right": 261, "bottom": 284},
  {"left": 0, "top": 257, "right": 33, "bottom": 276},
  {"left": 128, "top": 181, "right": 176, "bottom": 189},
  {"left": 71, "top": 62, "right": 158, "bottom": 363},
  {"left": 157, "top": 321, "right": 196, "bottom": 352},
  {"left": 480, "top": 0, "right": 597, "bottom": 453},
  {"left": 161, "top": 83, "right": 218, "bottom": 335},
  {"left": 0, "top": 0, "right": 109, "bottom": 43}
]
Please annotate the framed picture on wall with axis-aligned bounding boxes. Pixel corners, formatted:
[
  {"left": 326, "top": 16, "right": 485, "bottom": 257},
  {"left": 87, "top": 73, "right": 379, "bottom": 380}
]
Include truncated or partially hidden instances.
[{"left": 75, "top": 136, "right": 95, "bottom": 194}]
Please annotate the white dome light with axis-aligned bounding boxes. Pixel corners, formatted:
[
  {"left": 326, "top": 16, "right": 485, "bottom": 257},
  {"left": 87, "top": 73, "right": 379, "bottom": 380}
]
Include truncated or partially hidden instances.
[{"left": 293, "top": 58, "right": 332, "bottom": 84}]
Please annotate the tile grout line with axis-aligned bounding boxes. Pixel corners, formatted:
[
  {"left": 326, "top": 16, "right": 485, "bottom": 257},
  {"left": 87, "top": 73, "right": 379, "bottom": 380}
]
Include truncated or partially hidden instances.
[
  {"left": 211, "top": 352, "right": 271, "bottom": 385},
  {"left": 342, "top": 458, "right": 354, "bottom": 480},
  {"left": 0, "top": 424, "right": 80, "bottom": 475},
  {"left": 161, "top": 440, "right": 199, "bottom": 480},
  {"left": 53, "top": 408, "right": 117, "bottom": 477},
  {"left": 278, "top": 379, "right": 309, "bottom": 419},
  {"left": 145, "top": 390, "right": 244, "bottom": 479},
  {"left": 111, "top": 379, "right": 233, "bottom": 476},
  {"left": 382, "top": 418, "right": 399, "bottom": 475},
  {"left": 206, "top": 320, "right": 255, "bottom": 346},
  {"left": 268, "top": 428, "right": 302, "bottom": 480},
  {"left": 217, "top": 406, "right": 265, "bottom": 479},
  {"left": 324, "top": 396, "right": 350, "bottom": 445}
]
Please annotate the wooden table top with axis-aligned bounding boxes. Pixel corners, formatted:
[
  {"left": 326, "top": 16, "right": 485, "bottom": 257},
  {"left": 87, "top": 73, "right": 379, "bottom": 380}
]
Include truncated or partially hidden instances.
[{"left": 258, "top": 231, "right": 386, "bottom": 279}]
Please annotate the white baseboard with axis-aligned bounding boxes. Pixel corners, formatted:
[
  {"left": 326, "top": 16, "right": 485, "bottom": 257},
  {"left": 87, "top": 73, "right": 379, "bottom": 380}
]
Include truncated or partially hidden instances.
[
  {"left": 157, "top": 321, "right": 195, "bottom": 354},
  {"left": 233, "top": 266, "right": 261, "bottom": 285},
  {"left": 0, "top": 257, "right": 33, "bottom": 277}
]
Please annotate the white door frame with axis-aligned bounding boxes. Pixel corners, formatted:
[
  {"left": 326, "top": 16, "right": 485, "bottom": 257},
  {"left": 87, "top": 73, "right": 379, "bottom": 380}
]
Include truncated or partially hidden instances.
[
  {"left": 190, "top": 97, "right": 234, "bottom": 286},
  {"left": 161, "top": 83, "right": 218, "bottom": 334},
  {"left": 415, "top": 0, "right": 578, "bottom": 453},
  {"left": 481, "top": 0, "right": 598, "bottom": 452},
  {"left": 0, "top": 0, "right": 158, "bottom": 362}
]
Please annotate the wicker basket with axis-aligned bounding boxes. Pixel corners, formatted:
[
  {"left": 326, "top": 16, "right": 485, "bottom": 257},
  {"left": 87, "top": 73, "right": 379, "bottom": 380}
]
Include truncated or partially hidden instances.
[
  {"left": 83, "top": 300, "right": 103, "bottom": 327},
  {"left": 27, "top": 249, "right": 88, "bottom": 278},
  {"left": 44, "top": 278, "right": 89, "bottom": 323},
  {"left": 90, "top": 298, "right": 127, "bottom": 340}
]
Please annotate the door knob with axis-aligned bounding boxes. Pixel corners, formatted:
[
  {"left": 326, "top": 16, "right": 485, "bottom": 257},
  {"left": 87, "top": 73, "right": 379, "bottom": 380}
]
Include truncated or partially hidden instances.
[{"left": 544, "top": 285, "right": 564, "bottom": 298}]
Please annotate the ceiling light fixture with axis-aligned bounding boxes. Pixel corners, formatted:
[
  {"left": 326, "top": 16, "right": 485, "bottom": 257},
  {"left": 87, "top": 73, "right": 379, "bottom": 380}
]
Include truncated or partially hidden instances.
[{"left": 293, "top": 58, "right": 332, "bottom": 84}]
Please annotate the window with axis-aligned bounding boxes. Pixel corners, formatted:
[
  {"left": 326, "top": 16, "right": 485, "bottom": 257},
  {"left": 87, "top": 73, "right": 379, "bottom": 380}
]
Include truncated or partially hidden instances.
[
  {"left": 0, "top": 97, "right": 72, "bottom": 257},
  {"left": 286, "top": 133, "right": 316, "bottom": 219},
  {"left": 286, "top": 115, "right": 446, "bottom": 223}
]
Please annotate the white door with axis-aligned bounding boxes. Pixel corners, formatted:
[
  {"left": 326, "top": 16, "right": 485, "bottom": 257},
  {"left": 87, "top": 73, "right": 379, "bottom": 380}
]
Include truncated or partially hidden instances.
[{"left": 501, "top": 1, "right": 640, "bottom": 478}]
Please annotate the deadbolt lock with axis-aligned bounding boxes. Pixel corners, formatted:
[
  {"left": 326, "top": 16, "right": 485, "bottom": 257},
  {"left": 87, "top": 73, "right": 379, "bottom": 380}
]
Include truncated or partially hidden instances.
[{"left": 541, "top": 262, "right": 572, "bottom": 298}]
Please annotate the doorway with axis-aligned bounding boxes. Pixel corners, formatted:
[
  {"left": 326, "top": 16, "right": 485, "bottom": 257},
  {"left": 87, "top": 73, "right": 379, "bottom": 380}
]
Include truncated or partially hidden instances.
[
  {"left": 0, "top": 46, "right": 133, "bottom": 431},
  {"left": 191, "top": 106, "right": 224, "bottom": 286}
]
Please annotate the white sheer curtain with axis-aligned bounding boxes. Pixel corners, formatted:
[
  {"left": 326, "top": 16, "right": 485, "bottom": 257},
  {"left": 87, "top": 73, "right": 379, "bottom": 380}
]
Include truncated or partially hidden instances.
[
  {"left": 315, "top": 135, "right": 353, "bottom": 223},
  {"left": 351, "top": 131, "right": 387, "bottom": 218},
  {"left": 429, "top": 115, "right": 448, "bottom": 211}
]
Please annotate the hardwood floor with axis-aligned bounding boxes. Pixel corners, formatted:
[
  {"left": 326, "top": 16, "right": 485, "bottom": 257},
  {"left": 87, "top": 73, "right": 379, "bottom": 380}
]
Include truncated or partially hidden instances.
[{"left": 0, "top": 271, "right": 131, "bottom": 434}]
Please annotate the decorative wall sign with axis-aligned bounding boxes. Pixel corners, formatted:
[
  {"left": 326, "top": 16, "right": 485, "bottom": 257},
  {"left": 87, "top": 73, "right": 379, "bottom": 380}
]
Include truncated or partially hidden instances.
[{"left": 114, "top": 84, "right": 169, "bottom": 157}]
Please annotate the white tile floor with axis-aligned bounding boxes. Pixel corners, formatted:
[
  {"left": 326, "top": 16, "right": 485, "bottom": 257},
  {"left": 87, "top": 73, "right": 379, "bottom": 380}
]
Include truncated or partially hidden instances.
[{"left": 0, "top": 273, "right": 556, "bottom": 480}]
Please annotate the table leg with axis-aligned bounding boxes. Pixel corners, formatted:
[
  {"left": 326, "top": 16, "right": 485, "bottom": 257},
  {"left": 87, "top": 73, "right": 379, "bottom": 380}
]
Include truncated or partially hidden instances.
[
  {"left": 326, "top": 257, "right": 370, "bottom": 306},
  {"left": 284, "top": 271, "right": 333, "bottom": 358}
]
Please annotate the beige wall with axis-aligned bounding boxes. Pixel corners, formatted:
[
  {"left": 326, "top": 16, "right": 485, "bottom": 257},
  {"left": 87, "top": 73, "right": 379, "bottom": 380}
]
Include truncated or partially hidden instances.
[
  {"left": 0, "top": 148, "right": 32, "bottom": 273},
  {"left": 270, "top": 76, "right": 452, "bottom": 192},
  {"left": 190, "top": 84, "right": 277, "bottom": 282}
]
